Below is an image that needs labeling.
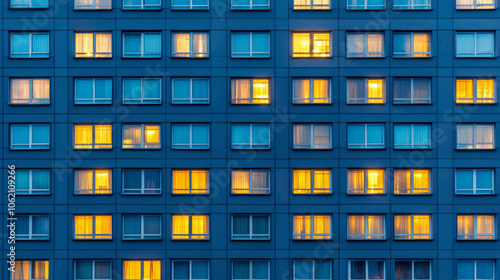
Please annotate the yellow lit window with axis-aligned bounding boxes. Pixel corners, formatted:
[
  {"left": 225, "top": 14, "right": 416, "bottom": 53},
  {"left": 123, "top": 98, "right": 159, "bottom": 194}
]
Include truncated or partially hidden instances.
[
  {"left": 293, "top": 169, "right": 331, "bottom": 194},
  {"left": 74, "top": 215, "right": 112, "bottom": 239},
  {"left": 394, "top": 214, "right": 431, "bottom": 239},
  {"left": 231, "top": 169, "right": 269, "bottom": 194},
  {"left": 393, "top": 32, "right": 430, "bottom": 57},
  {"left": 122, "top": 124, "right": 160, "bottom": 149},
  {"left": 231, "top": 78, "right": 270, "bottom": 104},
  {"left": 172, "top": 170, "right": 209, "bottom": 194},
  {"left": 74, "top": 169, "right": 112, "bottom": 194},
  {"left": 348, "top": 169, "right": 385, "bottom": 194},
  {"left": 292, "top": 32, "right": 331, "bottom": 58},
  {"left": 11, "top": 260, "right": 49, "bottom": 280},
  {"left": 293, "top": 0, "right": 331, "bottom": 9},
  {"left": 394, "top": 169, "right": 430, "bottom": 194},
  {"left": 293, "top": 214, "right": 331, "bottom": 239},
  {"left": 124, "top": 260, "right": 161, "bottom": 280},
  {"left": 347, "top": 78, "right": 385, "bottom": 104},
  {"left": 74, "top": 124, "right": 112, "bottom": 149},
  {"left": 456, "top": 78, "right": 495, "bottom": 103},
  {"left": 457, "top": 214, "right": 495, "bottom": 240},
  {"left": 293, "top": 78, "right": 330, "bottom": 103},
  {"left": 348, "top": 215, "right": 385, "bottom": 239},
  {"left": 172, "top": 32, "right": 209, "bottom": 58},
  {"left": 75, "top": 32, "right": 112, "bottom": 58},
  {"left": 172, "top": 214, "right": 209, "bottom": 239}
]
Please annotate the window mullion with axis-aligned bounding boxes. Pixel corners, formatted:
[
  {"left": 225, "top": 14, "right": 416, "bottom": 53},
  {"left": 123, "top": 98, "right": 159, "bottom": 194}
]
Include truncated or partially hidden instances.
[
  {"left": 410, "top": 79, "right": 414, "bottom": 103},
  {"left": 141, "top": 169, "right": 146, "bottom": 193},
  {"left": 189, "top": 79, "right": 194, "bottom": 101},
  {"left": 92, "top": 170, "right": 96, "bottom": 192},
  {"left": 249, "top": 170, "right": 253, "bottom": 192},
  {"left": 29, "top": 170, "right": 33, "bottom": 194},
  {"left": 93, "top": 33, "right": 97, "bottom": 57},
  {"left": 250, "top": 79, "right": 254, "bottom": 102},
  {"left": 29, "top": 79, "right": 34, "bottom": 102},
  {"left": 29, "top": 34, "right": 33, "bottom": 57},
  {"left": 411, "top": 33, "right": 415, "bottom": 56},
  {"left": 249, "top": 124, "right": 253, "bottom": 148},
  {"left": 141, "top": 33, "right": 145, "bottom": 57},
  {"left": 472, "top": 170, "right": 477, "bottom": 194},
  {"left": 189, "top": 125, "right": 193, "bottom": 148},
  {"left": 364, "top": 124, "right": 368, "bottom": 148},
  {"left": 311, "top": 169, "right": 315, "bottom": 192},
  {"left": 410, "top": 125, "right": 414, "bottom": 148},
  {"left": 310, "top": 78, "right": 314, "bottom": 102},
  {"left": 141, "top": 215, "right": 145, "bottom": 239},
  {"left": 249, "top": 33, "right": 253, "bottom": 57},
  {"left": 364, "top": 170, "right": 368, "bottom": 192},
  {"left": 249, "top": 215, "right": 253, "bottom": 238},
  {"left": 411, "top": 215, "right": 415, "bottom": 239},
  {"left": 410, "top": 169, "right": 414, "bottom": 193},
  {"left": 141, "top": 124, "right": 145, "bottom": 148},
  {"left": 311, "top": 215, "right": 315, "bottom": 238},
  {"left": 29, "top": 125, "right": 33, "bottom": 149}
]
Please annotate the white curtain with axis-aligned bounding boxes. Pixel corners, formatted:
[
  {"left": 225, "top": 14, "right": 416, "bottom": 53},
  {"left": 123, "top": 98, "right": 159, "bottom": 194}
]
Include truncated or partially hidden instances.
[
  {"left": 457, "top": 125, "right": 473, "bottom": 147},
  {"left": 313, "top": 125, "right": 330, "bottom": 148},
  {"left": 123, "top": 125, "right": 142, "bottom": 147},
  {"left": 11, "top": 79, "right": 30, "bottom": 102},
  {"left": 232, "top": 79, "right": 251, "bottom": 103},
  {"left": 293, "top": 124, "right": 310, "bottom": 148}
]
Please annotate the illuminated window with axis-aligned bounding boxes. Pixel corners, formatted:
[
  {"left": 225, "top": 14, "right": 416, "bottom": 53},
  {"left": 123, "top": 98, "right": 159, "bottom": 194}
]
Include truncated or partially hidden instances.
[
  {"left": 122, "top": 124, "right": 161, "bottom": 149},
  {"left": 347, "top": 169, "right": 385, "bottom": 194},
  {"left": 17, "top": 215, "right": 49, "bottom": 240},
  {"left": 172, "top": 78, "right": 209, "bottom": 104},
  {"left": 231, "top": 78, "right": 270, "bottom": 104},
  {"left": 293, "top": 169, "right": 331, "bottom": 194},
  {"left": 74, "top": 0, "right": 111, "bottom": 9},
  {"left": 347, "top": 78, "right": 385, "bottom": 104},
  {"left": 293, "top": 0, "right": 331, "bottom": 9},
  {"left": 457, "top": 124, "right": 494, "bottom": 150},
  {"left": 172, "top": 124, "right": 209, "bottom": 149},
  {"left": 11, "top": 260, "right": 49, "bottom": 280},
  {"left": 123, "top": 78, "right": 161, "bottom": 104},
  {"left": 123, "top": 32, "right": 161, "bottom": 58},
  {"left": 456, "top": 169, "right": 494, "bottom": 195},
  {"left": 171, "top": 214, "right": 209, "bottom": 240},
  {"left": 394, "top": 214, "right": 432, "bottom": 239},
  {"left": 456, "top": 78, "right": 495, "bottom": 103},
  {"left": 10, "top": 0, "right": 49, "bottom": 8},
  {"left": 293, "top": 260, "right": 331, "bottom": 280},
  {"left": 347, "top": 124, "right": 384, "bottom": 149},
  {"left": 231, "top": 0, "right": 270, "bottom": 9},
  {"left": 394, "top": 124, "right": 431, "bottom": 149},
  {"left": 16, "top": 169, "right": 50, "bottom": 195},
  {"left": 123, "top": 169, "right": 161, "bottom": 194},
  {"left": 232, "top": 32, "right": 270, "bottom": 58},
  {"left": 394, "top": 169, "right": 431, "bottom": 194},
  {"left": 293, "top": 214, "right": 331, "bottom": 240},
  {"left": 457, "top": 260, "right": 494, "bottom": 280},
  {"left": 231, "top": 214, "right": 270, "bottom": 240},
  {"left": 172, "top": 260, "right": 209, "bottom": 280},
  {"left": 393, "top": 0, "right": 430, "bottom": 9},
  {"left": 172, "top": 169, "right": 209, "bottom": 194},
  {"left": 74, "top": 169, "right": 112, "bottom": 194},
  {"left": 172, "top": 32, "right": 209, "bottom": 58},
  {"left": 74, "top": 78, "right": 112, "bottom": 104},
  {"left": 395, "top": 261, "right": 431, "bottom": 280},
  {"left": 233, "top": 260, "right": 270, "bottom": 280},
  {"left": 293, "top": 78, "right": 331, "bottom": 103},
  {"left": 347, "top": 0, "right": 384, "bottom": 9},
  {"left": 231, "top": 169, "right": 270, "bottom": 194},
  {"left": 74, "top": 215, "right": 112, "bottom": 239},
  {"left": 456, "top": 32, "right": 494, "bottom": 57},
  {"left": 123, "top": 0, "right": 161, "bottom": 9},
  {"left": 172, "top": 0, "right": 209, "bottom": 9},
  {"left": 293, "top": 124, "right": 331, "bottom": 149},
  {"left": 457, "top": 215, "right": 495, "bottom": 240},
  {"left": 123, "top": 260, "right": 161, "bottom": 280},
  {"left": 74, "top": 32, "right": 112, "bottom": 58},
  {"left": 457, "top": 0, "right": 495, "bottom": 9},
  {"left": 393, "top": 78, "right": 431, "bottom": 104},
  {"left": 123, "top": 214, "right": 161, "bottom": 240},
  {"left": 348, "top": 215, "right": 385, "bottom": 240},
  {"left": 393, "top": 32, "right": 430, "bottom": 57},
  {"left": 10, "top": 78, "right": 50, "bottom": 104},
  {"left": 74, "top": 124, "right": 112, "bottom": 149},
  {"left": 10, "top": 32, "right": 49, "bottom": 58},
  {"left": 10, "top": 124, "right": 50, "bottom": 150},
  {"left": 232, "top": 124, "right": 270, "bottom": 149},
  {"left": 347, "top": 33, "right": 384, "bottom": 57},
  {"left": 349, "top": 260, "right": 385, "bottom": 280},
  {"left": 75, "top": 260, "right": 112, "bottom": 280},
  {"left": 292, "top": 32, "right": 331, "bottom": 58}
]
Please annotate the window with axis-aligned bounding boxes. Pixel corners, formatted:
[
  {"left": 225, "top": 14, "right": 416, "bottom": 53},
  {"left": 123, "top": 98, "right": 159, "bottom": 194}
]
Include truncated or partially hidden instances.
[
  {"left": 171, "top": 214, "right": 209, "bottom": 240},
  {"left": 122, "top": 124, "right": 161, "bottom": 149},
  {"left": 293, "top": 0, "right": 331, "bottom": 9},
  {"left": 75, "top": 260, "right": 112, "bottom": 280},
  {"left": 293, "top": 169, "right": 331, "bottom": 194},
  {"left": 172, "top": 169, "right": 209, "bottom": 194},
  {"left": 456, "top": 169, "right": 494, "bottom": 195},
  {"left": 10, "top": 124, "right": 50, "bottom": 150},
  {"left": 172, "top": 0, "right": 209, "bottom": 9},
  {"left": 293, "top": 260, "right": 331, "bottom": 280},
  {"left": 74, "top": 124, "right": 112, "bottom": 149},
  {"left": 348, "top": 260, "right": 385, "bottom": 280},
  {"left": 293, "top": 214, "right": 331, "bottom": 239},
  {"left": 233, "top": 260, "right": 270, "bottom": 280},
  {"left": 394, "top": 169, "right": 431, "bottom": 194},
  {"left": 347, "top": 169, "right": 385, "bottom": 194},
  {"left": 347, "top": 78, "right": 385, "bottom": 103},
  {"left": 123, "top": 169, "right": 161, "bottom": 194},
  {"left": 348, "top": 215, "right": 385, "bottom": 240},
  {"left": 232, "top": 32, "right": 270, "bottom": 58},
  {"left": 231, "top": 124, "right": 270, "bottom": 149},
  {"left": 393, "top": 78, "right": 431, "bottom": 104},
  {"left": 10, "top": 0, "right": 49, "bottom": 8},
  {"left": 172, "top": 78, "right": 209, "bottom": 104},
  {"left": 457, "top": 215, "right": 495, "bottom": 240},
  {"left": 293, "top": 124, "right": 331, "bottom": 149},
  {"left": 394, "top": 214, "right": 432, "bottom": 239},
  {"left": 10, "top": 78, "right": 50, "bottom": 104},
  {"left": 457, "top": 260, "right": 494, "bottom": 280},
  {"left": 394, "top": 124, "right": 431, "bottom": 149},
  {"left": 172, "top": 32, "right": 209, "bottom": 58},
  {"left": 457, "top": 124, "right": 494, "bottom": 149},
  {"left": 393, "top": 32, "right": 430, "bottom": 58},
  {"left": 74, "top": 0, "right": 111, "bottom": 9},
  {"left": 10, "top": 32, "right": 49, "bottom": 58},
  {"left": 172, "top": 260, "right": 209, "bottom": 280},
  {"left": 347, "top": 124, "right": 385, "bottom": 149},
  {"left": 123, "top": 0, "right": 161, "bottom": 9},
  {"left": 457, "top": 0, "right": 495, "bottom": 9},
  {"left": 393, "top": 0, "right": 431, "bottom": 9},
  {"left": 74, "top": 78, "right": 112, "bottom": 104},
  {"left": 456, "top": 78, "right": 495, "bottom": 103},
  {"left": 16, "top": 169, "right": 50, "bottom": 195},
  {"left": 123, "top": 78, "right": 161, "bottom": 104},
  {"left": 232, "top": 215, "right": 270, "bottom": 240},
  {"left": 395, "top": 261, "right": 431, "bottom": 280},
  {"left": 231, "top": 78, "right": 270, "bottom": 104},
  {"left": 17, "top": 215, "right": 49, "bottom": 240},
  {"left": 231, "top": 0, "right": 270, "bottom": 9},
  {"left": 74, "top": 169, "right": 112, "bottom": 194},
  {"left": 456, "top": 32, "right": 494, "bottom": 57},
  {"left": 172, "top": 124, "right": 209, "bottom": 149},
  {"left": 293, "top": 78, "right": 330, "bottom": 104},
  {"left": 11, "top": 260, "right": 49, "bottom": 280},
  {"left": 74, "top": 215, "right": 112, "bottom": 239},
  {"left": 347, "top": 0, "right": 384, "bottom": 9},
  {"left": 231, "top": 169, "right": 270, "bottom": 194},
  {"left": 123, "top": 260, "right": 161, "bottom": 280},
  {"left": 123, "top": 32, "right": 161, "bottom": 58},
  {"left": 74, "top": 32, "right": 112, "bottom": 58},
  {"left": 292, "top": 32, "right": 331, "bottom": 58},
  {"left": 347, "top": 33, "right": 384, "bottom": 57},
  {"left": 123, "top": 214, "right": 161, "bottom": 240}
]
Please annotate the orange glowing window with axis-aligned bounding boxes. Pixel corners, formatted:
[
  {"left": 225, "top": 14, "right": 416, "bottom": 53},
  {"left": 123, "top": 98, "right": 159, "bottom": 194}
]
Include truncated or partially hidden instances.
[
  {"left": 348, "top": 169, "right": 385, "bottom": 194},
  {"left": 123, "top": 260, "right": 161, "bottom": 280},
  {"left": 294, "top": 0, "right": 331, "bottom": 9},
  {"left": 394, "top": 169, "right": 431, "bottom": 194},
  {"left": 172, "top": 214, "right": 209, "bottom": 240},
  {"left": 172, "top": 170, "right": 209, "bottom": 194},
  {"left": 348, "top": 215, "right": 385, "bottom": 239},
  {"left": 172, "top": 32, "right": 209, "bottom": 58},
  {"left": 457, "top": 214, "right": 495, "bottom": 240},
  {"left": 231, "top": 78, "right": 270, "bottom": 104},
  {"left": 74, "top": 215, "right": 112, "bottom": 239},
  {"left": 11, "top": 260, "right": 49, "bottom": 280},
  {"left": 231, "top": 169, "right": 270, "bottom": 194},
  {"left": 293, "top": 169, "right": 332, "bottom": 194},
  {"left": 293, "top": 214, "right": 331, "bottom": 239},
  {"left": 292, "top": 32, "right": 331, "bottom": 58},
  {"left": 394, "top": 214, "right": 432, "bottom": 239},
  {"left": 456, "top": 78, "right": 495, "bottom": 104},
  {"left": 74, "top": 124, "right": 112, "bottom": 149},
  {"left": 75, "top": 32, "right": 112, "bottom": 58}
]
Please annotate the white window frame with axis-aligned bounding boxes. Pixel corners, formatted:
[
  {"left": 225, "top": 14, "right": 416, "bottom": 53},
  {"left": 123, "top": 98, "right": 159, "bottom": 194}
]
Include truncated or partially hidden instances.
[
  {"left": 17, "top": 215, "right": 49, "bottom": 240},
  {"left": 457, "top": 260, "right": 495, "bottom": 280},
  {"left": 293, "top": 214, "right": 332, "bottom": 240},
  {"left": 231, "top": 214, "right": 271, "bottom": 240},
  {"left": 394, "top": 260, "right": 431, "bottom": 280},
  {"left": 457, "top": 215, "right": 496, "bottom": 240},
  {"left": 74, "top": 169, "right": 112, "bottom": 195},
  {"left": 123, "top": 260, "right": 161, "bottom": 280},
  {"left": 74, "top": 78, "right": 113, "bottom": 104},
  {"left": 10, "top": 32, "right": 49, "bottom": 58},
  {"left": 231, "top": 32, "right": 270, "bottom": 58},
  {"left": 394, "top": 214, "right": 432, "bottom": 240},
  {"left": 231, "top": 0, "right": 270, "bottom": 9},
  {"left": 456, "top": 124, "right": 495, "bottom": 150},
  {"left": 393, "top": 32, "right": 431, "bottom": 57},
  {"left": 15, "top": 169, "right": 50, "bottom": 195},
  {"left": 293, "top": 124, "right": 332, "bottom": 149},
  {"left": 231, "top": 124, "right": 271, "bottom": 149},
  {"left": 171, "top": 260, "right": 210, "bottom": 280},
  {"left": 10, "top": 124, "right": 50, "bottom": 150},
  {"left": 394, "top": 124, "right": 431, "bottom": 149},
  {"left": 455, "top": 169, "right": 494, "bottom": 195},
  {"left": 455, "top": 78, "right": 496, "bottom": 104},
  {"left": 10, "top": 78, "right": 50, "bottom": 104},
  {"left": 347, "top": 169, "right": 386, "bottom": 194},
  {"left": 172, "top": 78, "right": 210, "bottom": 104},
  {"left": 172, "top": 32, "right": 209, "bottom": 58},
  {"left": 122, "top": 78, "right": 161, "bottom": 104},
  {"left": 122, "top": 32, "right": 161, "bottom": 58},
  {"left": 394, "top": 169, "right": 432, "bottom": 194},
  {"left": 122, "top": 124, "right": 161, "bottom": 149},
  {"left": 14, "top": 260, "right": 49, "bottom": 280},
  {"left": 231, "top": 169, "right": 270, "bottom": 194},
  {"left": 122, "top": 214, "right": 162, "bottom": 240},
  {"left": 348, "top": 260, "right": 386, "bottom": 280},
  {"left": 347, "top": 0, "right": 385, "bottom": 10},
  {"left": 393, "top": 0, "right": 431, "bottom": 9},
  {"left": 456, "top": 0, "right": 496, "bottom": 9},
  {"left": 293, "top": 0, "right": 331, "bottom": 9},
  {"left": 171, "top": 214, "right": 210, "bottom": 240},
  {"left": 292, "top": 78, "right": 331, "bottom": 104},
  {"left": 74, "top": 260, "right": 112, "bottom": 280},
  {"left": 10, "top": 0, "right": 49, "bottom": 8},
  {"left": 232, "top": 260, "right": 270, "bottom": 280},
  {"left": 122, "top": 169, "right": 162, "bottom": 195},
  {"left": 346, "top": 32, "right": 385, "bottom": 57},
  {"left": 171, "top": 0, "right": 209, "bottom": 9},
  {"left": 347, "top": 123, "right": 385, "bottom": 149},
  {"left": 123, "top": 0, "right": 161, "bottom": 9},
  {"left": 293, "top": 169, "right": 332, "bottom": 194},
  {"left": 74, "top": 215, "right": 112, "bottom": 239},
  {"left": 292, "top": 260, "right": 332, "bottom": 280},
  {"left": 347, "top": 215, "right": 386, "bottom": 240},
  {"left": 346, "top": 78, "right": 386, "bottom": 104},
  {"left": 74, "top": 0, "right": 111, "bottom": 9},
  {"left": 74, "top": 32, "right": 112, "bottom": 58},
  {"left": 456, "top": 32, "right": 495, "bottom": 57},
  {"left": 171, "top": 124, "right": 210, "bottom": 149},
  {"left": 393, "top": 78, "right": 431, "bottom": 104}
]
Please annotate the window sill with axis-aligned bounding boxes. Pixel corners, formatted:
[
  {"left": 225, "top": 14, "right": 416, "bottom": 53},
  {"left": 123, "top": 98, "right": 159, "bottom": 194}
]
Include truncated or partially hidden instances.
[
  {"left": 230, "top": 8, "right": 271, "bottom": 11},
  {"left": 456, "top": 8, "right": 497, "bottom": 11},
  {"left": 231, "top": 238, "right": 271, "bottom": 241},
  {"left": 231, "top": 56, "right": 271, "bottom": 59},
  {"left": 9, "top": 7, "right": 50, "bottom": 10},
  {"left": 292, "top": 193, "right": 333, "bottom": 196},
  {"left": 292, "top": 102, "right": 333, "bottom": 105},
  {"left": 15, "top": 239, "right": 50, "bottom": 242},
  {"left": 73, "top": 8, "right": 113, "bottom": 11},
  {"left": 392, "top": 102, "right": 433, "bottom": 105},
  {"left": 171, "top": 193, "right": 210, "bottom": 196},
  {"left": 73, "top": 57, "right": 113, "bottom": 59},
  {"left": 230, "top": 148, "right": 272, "bottom": 151},
  {"left": 347, "top": 238, "right": 387, "bottom": 241},
  {"left": 455, "top": 56, "right": 497, "bottom": 59},
  {"left": 292, "top": 148, "right": 333, "bottom": 151},
  {"left": 74, "top": 103, "right": 113, "bottom": 106},
  {"left": 73, "top": 238, "right": 113, "bottom": 241},
  {"left": 347, "top": 148, "right": 386, "bottom": 150},
  {"left": 346, "top": 56, "right": 386, "bottom": 59},
  {"left": 393, "top": 148, "right": 432, "bottom": 151},
  {"left": 121, "top": 103, "right": 162, "bottom": 106},
  {"left": 455, "top": 193, "right": 496, "bottom": 196},
  {"left": 346, "top": 102, "right": 387, "bottom": 105},
  {"left": 121, "top": 56, "right": 162, "bottom": 59},
  {"left": 230, "top": 103, "right": 272, "bottom": 106},
  {"left": 455, "top": 103, "right": 497, "bottom": 105},
  {"left": 392, "top": 56, "right": 433, "bottom": 59},
  {"left": 393, "top": 193, "right": 432, "bottom": 196},
  {"left": 122, "top": 7, "right": 162, "bottom": 11},
  {"left": 15, "top": 193, "right": 51, "bottom": 196},
  {"left": 293, "top": 238, "right": 333, "bottom": 241},
  {"left": 171, "top": 102, "right": 210, "bottom": 105},
  {"left": 394, "top": 238, "right": 434, "bottom": 241},
  {"left": 9, "top": 149, "right": 51, "bottom": 151},
  {"left": 170, "top": 238, "right": 210, "bottom": 241},
  {"left": 9, "top": 57, "right": 50, "bottom": 59},
  {"left": 230, "top": 193, "right": 271, "bottom": 196},
  {"left": 456, "top": 238, "right": 497, "bottom": 241},
  {"left": 346, "top": 8, "right": 386, "bottom": 11},
  {"left": 292, "top": 8, "right": 333, "bottom": 11},
  {"left": 171, "top": 148, "right": 210, "bottom": 151},
  {"left": 121, "top": 193, "right": 162, "bottom": 196},
  {"left": 73, "top": 193, "right": 114, "bottom": 196},
  {"left": 391, "top": 8, "right": 433, "bottom": 11},
  {"left": 8, "top": 103, "right": 51, "bottom": 106},
  {"left": 122, "top": 238, "right": 163, "bottom": 241},
  {"left": 121, "top": 148, "right": 162, "bottom": 150},
  {"left": 455, "top": 148, "right": 496, "bottom": 151},
  {"left": 170, "top": 8, "right": 210, "bottom": 11},
  {"left": 291, "top": 56, "right": 333, "bottom": 59},
  {"left": 346, "top": 193, "right": 388, "bottom": 196},
  {"left": 73, "top": 148, "right": 113, "bottom": 151},
  {"left": 170, "top": 56, "right": 210, "bottom": 59}
]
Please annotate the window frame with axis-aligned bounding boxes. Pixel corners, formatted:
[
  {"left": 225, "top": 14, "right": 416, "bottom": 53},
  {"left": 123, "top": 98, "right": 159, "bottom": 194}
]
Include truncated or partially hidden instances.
[
  {"left": 171, "top": 260, "right": 210, "bottom": 280},
  {"left": 292, "top": 169, "right": 332, "bottom": 195},
  {"left": 292, "top": 123, "right": 332, "bottom": 150},
  {"left": 171, "top": 32, "right": 209, "bottom": 58},
  {"left": 122, "top": 77, "right": 162, "bottom": 104},
  {"left": 9, "top": 78, "right": 50, "bottom": 105},
  {"left": 73, "top": 214, "right": 113, "bottom": 240},
  {"left": 292, "top": 259, "right": 332, "bottom": 280},
  {"left": 231, "top": 123, "right": 271, "bottom": 150},
  {"left": 292, "top": 78, "right": 331, "bottom": 104},
  {"left": 122, "top": 169, "right": 162, "bottom": 195},
  {"left": 12, "top": 260, "right": 49, "bottom": 280},
  {"left": 123, "top": 260, "right": 161, "bottom": 280},
  {"left": 393, "top": 78, "right": 432, "bottom": 104},
  {"left": 347, "top": 169, "right": 386, "bottom": 194},
  {"left": 74, "top": 0, "right": 112, "bottom": 9},
  {"left": 231, "top": 32, "right": 271, "bottom": 58},
  {"left": 347, "top": 214, "right": 386, "bottom": 240},
  {"left": 74, "top": 78, "right": 113, "bottom": 105},
  {"left": 394, "top": 260, "right": 432, "bottom": 280},
  {"left": 346, "top": 0, "right": 385, "bottom": 10},
  {"left": 74, "top": 260, "right": 112, "bottom": 280},
  {"left": 292, "top": 31, "right": 332, "bottom": 58},
  {"left": 171, "top": 214, "right": 210, "bottom": 240},
  {"left": 231, "top": 78, "right": 270, "bottom": 104},
  {"left": 346, "top": 78, "right": 386, "bottom": 104},
  {"left": 171, "top": 0, "right": 209, "bottom": 9},
  {"left": 231, "top": 214, "right": 271, "bottom": 240},
  {"left": 171, "top": 124, "right": 210, "bottom": 149},
  {"left": 347, "top": 123, "right": 385, "bottom": 149},
  {"left": 122, "top": 124, "right": 161, "bottom": 149},
  {"left": 455, "top": 78, "right": 496, "bottom": 104},
  {"left": 456, "top": 0, "right": 496, "bottom": 9},
  {"left": 456, "top": 123, "right": 495, "bottom": 150},
  {"left": 393, "top": 0, "right": 431, "bottom": 9},
  {"left": 122, "top": 214, "right": 162, "bottom": 240},
  {"left": 348, "top": 260, "right": 386, "bottom": 280},
  {"left": 171, "top": 77, "right": 210, "bottom": 104},
  {"left": 456, "top": 32, "right": 495, "bottom": 58},
  {"left": 394, "top": 214, "right": 432, "bottom": 240},
  {"left": 393, "top": 169, "right": 432, "bottom": 195},
  {"left": 231, "top": 0, "right": 270, "bottom": 9},
  {"left": 10, "top": 0, "right": 49, "bottom": 8},
  {"left": 455, "top": 169, "right": 494, "bottom": 195},
  {"left": 74, "top": 32, "right": 113, "bottom": 58},
  {"left": 231, "top": 169, "right": 271, "bottom": 195},
  {"left": 74, "top": 169, "right": 112, "bottom": 195},
  {"left": 172, "top": 169, "right": 210, "bottom": 195},
  {"left": 15, "top": 169, "right": 51, "bottom": 195},
  {"left": 10, "top": 32, "right": 50, "bottom": 58},
  {"left": 16, "top": 214, "right": 49, "bottom": 240},
  {"left": 293, "top": 214, "right": 332, "bottom": 240},
  {"left": 393, "top": 32, "right": 431, "bottom": 58},
  {"left": 73, "top": 123, "right": 113, "bottom": 150},
  {"left": 457, "top": 214, "right": 496, "bottom": 240},
  {"left": 10, "top": 124, "right": 50, "bottom": 150},
  {"left": 393, "top": 124, "right": 432, "bottom": 149},
  {"left": 293, "top": 0, "right": 331, "bottom": 9},
  {"left": 122, "top": 0, "right": 161, "bottom": 9},
  {"left": 346, "top": 32, "right": 385, "bottom": 58},
  {"left": 122, "top": 32, "right": 162, "bottom": 58},
  {"left": 456, "top": 260, "right": 495, "bottom": 280}
]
